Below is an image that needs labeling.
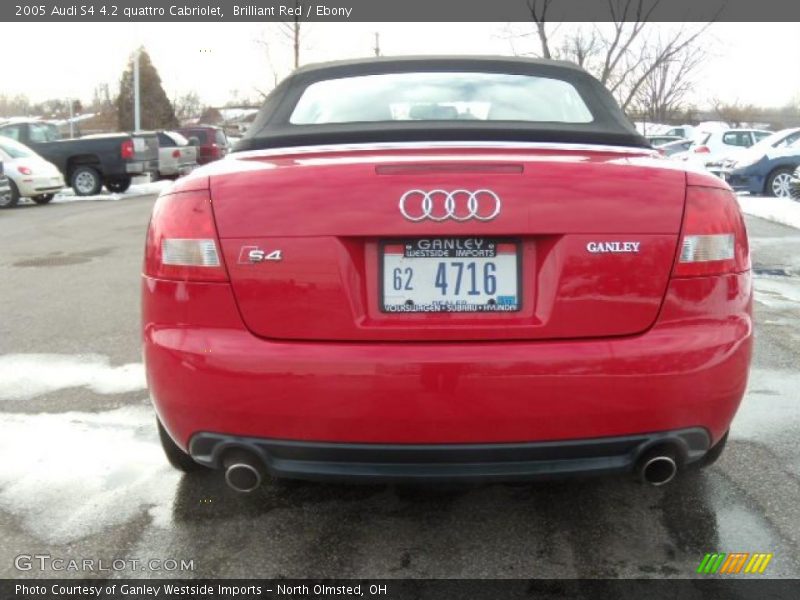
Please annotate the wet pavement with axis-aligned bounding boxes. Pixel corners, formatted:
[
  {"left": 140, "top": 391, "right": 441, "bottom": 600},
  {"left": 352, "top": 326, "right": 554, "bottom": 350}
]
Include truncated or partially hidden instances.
[{"left": 1, "top": 197, "right": 799, "bottom": 579}]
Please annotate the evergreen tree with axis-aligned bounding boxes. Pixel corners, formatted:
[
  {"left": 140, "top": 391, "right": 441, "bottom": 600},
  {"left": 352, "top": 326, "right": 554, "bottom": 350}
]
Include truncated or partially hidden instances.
[{"left": 116, "top": 48, "right": 178, "bottom": 131}]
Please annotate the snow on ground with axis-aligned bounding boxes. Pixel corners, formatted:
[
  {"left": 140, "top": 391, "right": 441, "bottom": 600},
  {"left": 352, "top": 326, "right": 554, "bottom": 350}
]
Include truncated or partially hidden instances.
[
  {"left": 50, "top": 178, "right": 173, "bottom": 204},
  {"left": 734, "top": 367, "right": 800, "bottom": 445},
  {"left": 737, "top": 195, "right": 800, "bottom": 231},
  {"left": 0, "top": 406, "right": 178, "bottom": 543},
  {"left": 753, "top": 276, "right": 800, "bottom": 310},
  {"left": 0, "top": 354, "right": 145, "bottom": 401}
]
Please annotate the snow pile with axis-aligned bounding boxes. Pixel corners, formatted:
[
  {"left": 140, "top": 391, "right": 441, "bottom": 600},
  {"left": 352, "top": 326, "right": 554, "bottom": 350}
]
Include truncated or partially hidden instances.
[
  {"left": 753, "top": 276, "right": 800, "bottom": 309},
  {"left": 737, "top": 195, "right": 800, "bottom": 231},
  {"left": 52, "top": 179, "right": 172, "bottom": 204},
  {"left": 0, "top": 406, "right": 178, "bottom": 543},
  {"left": 0, "top": 353, "right": 145, "bottom": 401}
]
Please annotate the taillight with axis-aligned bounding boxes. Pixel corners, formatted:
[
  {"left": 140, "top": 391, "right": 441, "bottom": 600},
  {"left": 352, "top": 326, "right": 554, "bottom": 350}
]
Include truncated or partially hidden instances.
[
  {"left": 121, "top": 139, "right": 134, "bottom": 160},
  {"left": 693, "top": 145, "right": 710, "bottom": 154},
  {"left": 210, "top": 143, "right": 220, "bottom": 159},
  {"left": 144, "top": 190, "right": 228, "bottom": 282},
  {"left": 172, "top": 149, "right": 181, "bottom": 158},
  {"left": 17, "top": 165, "right": 33, "bottom": 175},
  {"left": 673, "top": 186, "right": 750, "bottom": 277}
]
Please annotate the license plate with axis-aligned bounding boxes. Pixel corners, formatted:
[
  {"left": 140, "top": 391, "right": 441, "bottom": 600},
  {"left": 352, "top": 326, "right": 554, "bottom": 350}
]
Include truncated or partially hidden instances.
[{"left": 381, "top": 238, "right": 520, "bottom": 313}]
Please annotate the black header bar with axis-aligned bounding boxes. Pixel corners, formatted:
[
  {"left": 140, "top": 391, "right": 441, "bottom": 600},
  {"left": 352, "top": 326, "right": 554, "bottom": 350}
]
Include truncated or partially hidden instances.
[{"left": 4, "top": 0, "right": 800, "bottom": 22}]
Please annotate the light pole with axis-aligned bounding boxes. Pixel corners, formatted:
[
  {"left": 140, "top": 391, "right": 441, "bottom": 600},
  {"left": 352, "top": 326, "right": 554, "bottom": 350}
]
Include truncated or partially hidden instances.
[{"left": 133, "top": 48, "right": 141, "bottom": 132}]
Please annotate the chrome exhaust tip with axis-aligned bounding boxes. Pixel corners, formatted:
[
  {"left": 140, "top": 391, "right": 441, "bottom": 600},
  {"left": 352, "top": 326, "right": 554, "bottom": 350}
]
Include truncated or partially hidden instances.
[
  {"left": 223, "top": 450, "right": 264, "bottom": 493},
  {"left": 640, "top": 456, "right": 678, "bottom": 486},
  {"left": 636, "top": 447, "right": 679, "bottom": 486}
]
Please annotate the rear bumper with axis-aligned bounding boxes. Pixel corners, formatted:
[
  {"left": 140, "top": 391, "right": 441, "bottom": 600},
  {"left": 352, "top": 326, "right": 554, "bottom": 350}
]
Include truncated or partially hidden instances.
[
  {"left": 144, "top": 271, "right": 753, "bottom": 459},
  {"left": 125, "top": 159, "right": 159, "bottom": 175},
  {"left": 158, "top": 163, "right": 196, "bottom": 177},
  {"left": 16, "top": 175, "right": 64, "bottom": 196},
  {"left": 724, "top": 171, "right": 763, "bottom": 194},
  {"left": 189, "top": 428, "right": 710, "bottom": 483}
]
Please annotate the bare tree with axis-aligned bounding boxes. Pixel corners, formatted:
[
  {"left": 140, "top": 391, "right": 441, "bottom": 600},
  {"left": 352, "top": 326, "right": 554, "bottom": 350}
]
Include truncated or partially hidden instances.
[
  {"left": 633, "top": 44, "right": 705, "bottom": 122},
  {"left": 526, "top": 0, "right": 554, "bottom": 59},
  {"left": 173, "top": 92, "right": 204, "bottom": 123},
  {"left": 518, "top": 0, "right": 713, "bottom": 112},
  {"left": 277, "top": 0, "right": 303, "bottom": 69},
  {"left": 254, "top": 33, "right": 280, "bottom": 94},
  {"left": 710, "top": 99, "right": 757, "bottom": 127},
  {"left": 283, "top": 20, "right": 301, "bottom": 69},
  {"left": 0, "top": 94, "right": 32, "bottom": 118},
  {"left": 556, "top": 28, "right": 599, "bottom": 69},
  {"left": 254, "top": 8, "right": 310, "bottom": 99}
]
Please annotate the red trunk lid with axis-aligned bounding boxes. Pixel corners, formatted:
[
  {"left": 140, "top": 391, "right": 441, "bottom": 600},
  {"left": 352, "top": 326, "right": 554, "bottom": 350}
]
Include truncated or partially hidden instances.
[{"left": 211, "top": 146, "right": 685, "bottom": 341}]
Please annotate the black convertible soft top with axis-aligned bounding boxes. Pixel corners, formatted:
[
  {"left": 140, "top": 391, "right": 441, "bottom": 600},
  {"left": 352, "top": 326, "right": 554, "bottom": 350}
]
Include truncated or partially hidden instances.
[{"left": 235, "top": 56, "right": 648, "bottom": 152}]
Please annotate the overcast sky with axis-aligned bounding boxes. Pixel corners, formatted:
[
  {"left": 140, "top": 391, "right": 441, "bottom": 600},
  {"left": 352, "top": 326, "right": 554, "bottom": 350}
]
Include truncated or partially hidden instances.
[{"left": 1, "top": 22, "right": 798, "bottom": 109}]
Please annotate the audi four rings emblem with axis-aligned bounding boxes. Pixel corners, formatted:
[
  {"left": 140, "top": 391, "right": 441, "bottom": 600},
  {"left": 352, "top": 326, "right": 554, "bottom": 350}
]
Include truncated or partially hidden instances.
[{"left": 399, "top": 189, "right": 502, "bottom": 222}]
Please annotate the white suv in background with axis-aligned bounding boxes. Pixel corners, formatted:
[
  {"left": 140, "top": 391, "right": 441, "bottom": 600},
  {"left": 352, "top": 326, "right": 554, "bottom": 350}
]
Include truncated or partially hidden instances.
[{"left": 680, "top": 129, "right": 772, "bottom": 175}]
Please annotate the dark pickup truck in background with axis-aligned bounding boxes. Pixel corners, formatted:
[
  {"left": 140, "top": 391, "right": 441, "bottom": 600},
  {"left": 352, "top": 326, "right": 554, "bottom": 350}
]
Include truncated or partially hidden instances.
[{"left": 0, "top": 120, "right": 158, "bottom": 195}]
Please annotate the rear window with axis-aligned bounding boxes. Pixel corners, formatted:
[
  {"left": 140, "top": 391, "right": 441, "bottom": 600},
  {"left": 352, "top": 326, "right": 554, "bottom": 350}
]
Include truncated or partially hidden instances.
[
  {"left": 722, "top": 131, "right": 754, "bottom": 147},
  {"left": 0, "top": 137, "right": 35, "bottom": 158},
  {"left": 183, "top": 129, "right": 208, "bottom": 144},
  {"left": 157, "top": 132, "right": 176, "bottom": 147},
  {"left": 215, "top": 129, "right": 228, "bottom": 145},
  {"left": 29, "top": 122, "right": 60, "bottom": 143},
  {"left": 158, "top": 131, "right": 188, "bottom": 147},
  {"left": 0, "top": 125, "right": 23, "bottom": 141},
  {"left": 289, "top": 72, "right": 594, "bottom": 125},
  {"left": 773, "top": 132, "right": 800, "bottom": 148}
]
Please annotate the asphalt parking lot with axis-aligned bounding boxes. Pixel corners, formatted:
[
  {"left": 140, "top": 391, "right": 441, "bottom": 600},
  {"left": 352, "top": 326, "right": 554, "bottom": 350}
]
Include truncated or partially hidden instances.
[{"left": 1, "top": 194, "right": 799, "bottom": 579}]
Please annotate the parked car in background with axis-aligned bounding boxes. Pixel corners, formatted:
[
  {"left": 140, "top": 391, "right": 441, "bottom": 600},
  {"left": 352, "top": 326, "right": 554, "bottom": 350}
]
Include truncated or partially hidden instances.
[
  {"left": 683, "top": 128, "right": 772, "bottom": 175},
  {"left": 156, "top": 131, "right": 198, "bottom": 180},
  {"left": 0, "top": 120, "right": 158, "bottom": 195},
  {"left": 720, "top": 127, "right": 800, "bottom": 168},
  {"left": 647, "top": 135, "right": 684, "bottom": 147},
  {"left": 0, "top": 161, "right": 12, "bottom": 209},
  {"left": 176, "top": 125, "right": 229, "bottom": 164},
  {"left": 722, "top": 140, "right": 800, "bottom": 197},
  {"left": 663, "top": 125, "right": 695, "bottom": 139},
  {"left": 656, "top": 140, "right": 692, "bottom": 157},
  {"left": 659, "top": 139, "right": 693, "bottom": 157},
  {"left": 0, "top": 137, "right": 65, "bottom": 206}
]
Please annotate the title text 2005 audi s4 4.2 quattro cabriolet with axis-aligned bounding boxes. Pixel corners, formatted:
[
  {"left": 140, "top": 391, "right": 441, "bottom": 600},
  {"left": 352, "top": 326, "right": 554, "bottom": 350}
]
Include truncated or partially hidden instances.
[{"left": 142, "top": 57, "right": 752, "bottom": 492}]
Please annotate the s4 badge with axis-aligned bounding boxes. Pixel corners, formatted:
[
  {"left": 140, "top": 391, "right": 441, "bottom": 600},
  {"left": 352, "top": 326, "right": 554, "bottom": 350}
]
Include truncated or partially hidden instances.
[{"left": 238, "top": 246, "right": 283, "bottom": 264}]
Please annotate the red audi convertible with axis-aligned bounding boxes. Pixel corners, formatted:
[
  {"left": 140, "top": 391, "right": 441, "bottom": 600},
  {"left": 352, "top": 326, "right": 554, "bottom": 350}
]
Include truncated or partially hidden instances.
[{"left": 143, "top": 57, "right": 752, "bottom": 492}]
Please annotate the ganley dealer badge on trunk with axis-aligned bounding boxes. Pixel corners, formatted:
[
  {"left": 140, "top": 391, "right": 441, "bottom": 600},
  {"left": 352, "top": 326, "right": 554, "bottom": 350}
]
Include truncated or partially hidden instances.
[{"left": 586, "top": 241, "right": 641, "bottom": 253}]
